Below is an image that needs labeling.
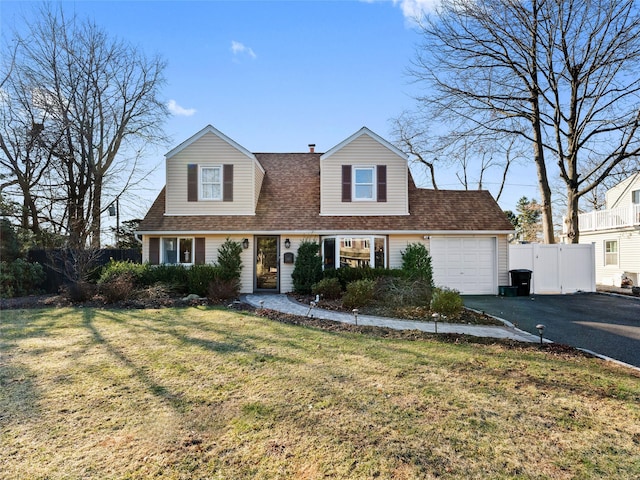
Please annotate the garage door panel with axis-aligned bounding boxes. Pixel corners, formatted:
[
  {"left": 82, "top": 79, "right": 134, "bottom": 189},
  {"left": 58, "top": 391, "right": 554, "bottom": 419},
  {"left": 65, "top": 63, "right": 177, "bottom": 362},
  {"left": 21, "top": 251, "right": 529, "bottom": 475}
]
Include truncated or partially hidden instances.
[{"left": 431, "top": 237, "right": 497, "bottom": 295}]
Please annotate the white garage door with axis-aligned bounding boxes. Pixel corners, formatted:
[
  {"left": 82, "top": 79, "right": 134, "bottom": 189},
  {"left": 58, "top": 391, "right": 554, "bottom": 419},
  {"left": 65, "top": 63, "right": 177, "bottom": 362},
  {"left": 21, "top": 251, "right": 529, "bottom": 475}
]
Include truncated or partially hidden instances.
[{"left": 430, "top": 237, "right": 497, "bottom": 295}]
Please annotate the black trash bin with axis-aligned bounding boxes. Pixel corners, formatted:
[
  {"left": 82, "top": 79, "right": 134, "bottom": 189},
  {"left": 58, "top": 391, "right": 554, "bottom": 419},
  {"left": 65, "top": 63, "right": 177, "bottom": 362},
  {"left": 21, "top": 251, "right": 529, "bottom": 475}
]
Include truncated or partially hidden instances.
[{"left": 509, "top": 269, "right": 532, "bottom": 296}]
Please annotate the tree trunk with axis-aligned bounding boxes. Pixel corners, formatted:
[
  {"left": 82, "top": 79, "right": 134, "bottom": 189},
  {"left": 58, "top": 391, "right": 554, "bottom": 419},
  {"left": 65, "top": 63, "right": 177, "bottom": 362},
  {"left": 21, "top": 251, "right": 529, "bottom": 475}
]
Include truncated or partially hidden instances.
[
  {"left": 564, "top": 187, "right": 580, "bottom": 244},
  {"left": 90, "top": 177, "right": 102, "bottom": 249}
]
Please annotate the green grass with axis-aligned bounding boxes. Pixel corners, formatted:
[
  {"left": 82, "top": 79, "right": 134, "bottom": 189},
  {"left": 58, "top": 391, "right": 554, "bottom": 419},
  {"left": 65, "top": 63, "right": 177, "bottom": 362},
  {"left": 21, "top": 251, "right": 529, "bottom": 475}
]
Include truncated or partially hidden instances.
[{"left": 1, "top": 306, "right": 639, "bottom": 479}]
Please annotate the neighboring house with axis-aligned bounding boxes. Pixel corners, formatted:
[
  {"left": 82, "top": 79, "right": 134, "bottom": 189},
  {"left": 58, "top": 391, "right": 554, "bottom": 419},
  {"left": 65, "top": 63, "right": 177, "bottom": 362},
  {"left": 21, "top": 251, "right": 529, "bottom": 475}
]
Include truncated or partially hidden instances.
[
  {"left": 574, "top": 173, "right": 640, "bottom": 287},
  {"left": 137, "top": 125, "right": 514, "bottom": 294}
]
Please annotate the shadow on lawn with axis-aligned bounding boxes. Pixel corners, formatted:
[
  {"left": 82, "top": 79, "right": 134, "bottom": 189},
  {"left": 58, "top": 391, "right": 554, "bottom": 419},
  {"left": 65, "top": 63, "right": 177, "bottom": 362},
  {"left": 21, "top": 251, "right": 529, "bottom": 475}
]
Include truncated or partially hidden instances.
[{"left": 81, "top": 309, "right": 193, "bottom": 412}]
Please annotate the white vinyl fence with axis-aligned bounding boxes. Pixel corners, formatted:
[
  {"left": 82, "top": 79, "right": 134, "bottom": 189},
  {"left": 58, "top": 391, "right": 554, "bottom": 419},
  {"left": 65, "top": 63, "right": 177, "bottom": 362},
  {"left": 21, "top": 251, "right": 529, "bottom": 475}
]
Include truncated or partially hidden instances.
[{"left": 508, "top": 243, "right": 596, "bottom": 294}]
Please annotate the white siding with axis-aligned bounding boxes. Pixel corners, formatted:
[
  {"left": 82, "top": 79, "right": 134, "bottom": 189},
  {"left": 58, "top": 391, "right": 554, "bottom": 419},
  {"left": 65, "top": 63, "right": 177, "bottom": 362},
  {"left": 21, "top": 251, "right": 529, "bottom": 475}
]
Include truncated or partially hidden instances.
[
  {"left": 605, "top": 173, "right": 640, "bottom": 208},
  {"left": 141, "top": 236, "right": 150, "bottom": 263},
  {"left": 387, "top": 235, "right": 428, "bottom": 268},
  {"left": 320, "top": 135, "right": 408, "bottom": 216},
  {"left": 166, "top": 131, "right": 256, "bottom": 215},
  {"left": 497, "top": 236, "right": 509, "bottom": 286},
  {"left": 579, "top": 230, "right": 640, "bottom": 286}
]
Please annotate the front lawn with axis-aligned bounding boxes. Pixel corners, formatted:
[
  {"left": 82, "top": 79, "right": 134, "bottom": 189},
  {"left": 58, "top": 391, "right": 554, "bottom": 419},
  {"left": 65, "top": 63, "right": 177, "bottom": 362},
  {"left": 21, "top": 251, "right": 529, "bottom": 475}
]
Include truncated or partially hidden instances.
[{"left": 1, "top": 306, "right": 639, "bottom": 479}]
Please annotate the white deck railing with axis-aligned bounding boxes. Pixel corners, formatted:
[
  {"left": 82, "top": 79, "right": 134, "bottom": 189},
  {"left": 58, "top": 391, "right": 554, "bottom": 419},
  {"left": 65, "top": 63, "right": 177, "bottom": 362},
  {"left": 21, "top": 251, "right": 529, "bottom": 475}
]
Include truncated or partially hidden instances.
[{"left": 578, "top": 204, "right": 640, "bottom": 232}]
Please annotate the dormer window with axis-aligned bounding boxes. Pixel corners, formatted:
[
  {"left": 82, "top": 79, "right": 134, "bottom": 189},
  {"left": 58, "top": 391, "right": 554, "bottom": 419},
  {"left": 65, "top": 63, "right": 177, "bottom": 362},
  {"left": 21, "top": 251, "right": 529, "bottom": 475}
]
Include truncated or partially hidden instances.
[{"left": 353, "top": 166, "right": 375, "bottom": 201}]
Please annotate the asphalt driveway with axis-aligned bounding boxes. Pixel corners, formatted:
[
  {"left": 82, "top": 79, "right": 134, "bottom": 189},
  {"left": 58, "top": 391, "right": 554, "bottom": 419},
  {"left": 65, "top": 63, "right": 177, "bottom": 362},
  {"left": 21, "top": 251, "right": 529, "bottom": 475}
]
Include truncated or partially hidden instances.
[{"left": 463, "top": 293, "right": 640, "bottom": 368}]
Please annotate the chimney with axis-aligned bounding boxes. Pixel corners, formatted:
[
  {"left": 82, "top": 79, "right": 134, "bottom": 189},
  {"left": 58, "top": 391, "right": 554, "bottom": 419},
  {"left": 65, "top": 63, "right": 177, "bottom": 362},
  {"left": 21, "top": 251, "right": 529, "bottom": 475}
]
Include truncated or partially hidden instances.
[{"left": 308, "top": 143, "right": 316, "bottom": 153}]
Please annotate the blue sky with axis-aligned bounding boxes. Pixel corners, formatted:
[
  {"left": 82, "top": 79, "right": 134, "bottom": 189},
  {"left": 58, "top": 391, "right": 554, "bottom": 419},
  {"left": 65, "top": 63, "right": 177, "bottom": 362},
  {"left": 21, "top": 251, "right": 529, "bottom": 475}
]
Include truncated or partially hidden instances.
[{"left": 1, "top": 0, "right": 539, "bottom": 222}]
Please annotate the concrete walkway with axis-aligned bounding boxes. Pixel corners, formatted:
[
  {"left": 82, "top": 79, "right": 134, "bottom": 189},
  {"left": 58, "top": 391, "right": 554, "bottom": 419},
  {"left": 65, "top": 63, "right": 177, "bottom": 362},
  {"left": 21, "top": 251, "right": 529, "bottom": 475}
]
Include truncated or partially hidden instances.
[{"left": 244, "top": 294, "right": 540, "bottom": 343}]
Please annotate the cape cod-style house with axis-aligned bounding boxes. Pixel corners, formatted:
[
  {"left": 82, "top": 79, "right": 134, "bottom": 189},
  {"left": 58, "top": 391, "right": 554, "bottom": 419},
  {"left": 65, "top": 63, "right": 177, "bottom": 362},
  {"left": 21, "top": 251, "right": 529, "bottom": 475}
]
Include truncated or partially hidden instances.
[{"left": 137, "top": 125, "right": 514, "bottom": 294}]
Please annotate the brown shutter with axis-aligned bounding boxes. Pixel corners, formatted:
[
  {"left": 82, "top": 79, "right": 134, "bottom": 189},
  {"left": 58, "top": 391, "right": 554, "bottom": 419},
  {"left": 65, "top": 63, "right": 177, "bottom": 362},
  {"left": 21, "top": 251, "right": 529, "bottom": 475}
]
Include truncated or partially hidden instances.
[
  {"left": 149, "top": 237, "right": 160, "bottom": 265},
  {"left": 195, "top": 237, "right": 205, "bottom": 264},
  {"left": 223, "top": 164, "right": 233, "bottom": 202},
  {"left": 377, "top": 165, "right": 387, "bottom": 202},
  {"left": 342, "top": 165, "right": 352, "bottom": 202},
  {"left": 187, "top": 164, "right": 198, "bottom": 202}
]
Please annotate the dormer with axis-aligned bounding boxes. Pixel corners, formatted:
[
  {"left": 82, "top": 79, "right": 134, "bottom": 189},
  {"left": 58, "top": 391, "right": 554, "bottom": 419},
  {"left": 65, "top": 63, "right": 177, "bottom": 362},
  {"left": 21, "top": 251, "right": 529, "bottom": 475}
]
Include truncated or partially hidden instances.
[
  {"left": 319, "top": 127, "right": 409, "bottom": 216},
  {"left": 164, "top": 125, "right": 265, "bottom": 216}
]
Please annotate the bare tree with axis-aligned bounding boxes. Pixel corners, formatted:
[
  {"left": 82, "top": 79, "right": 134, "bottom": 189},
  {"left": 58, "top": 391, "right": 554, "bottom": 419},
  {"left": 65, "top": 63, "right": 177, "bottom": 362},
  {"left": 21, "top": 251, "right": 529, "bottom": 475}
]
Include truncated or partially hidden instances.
[
  {"left": 391, "top": 110, "right": 521, "bottom": 202},
  {"left": 390, "top": 110, "right": 440, "bottom": 189},
  {"left": 0, "top": 5, "right": 169, "bottom": 248},
  {"left": 408, "top": 0, "right": 640, "bottom": 243}
]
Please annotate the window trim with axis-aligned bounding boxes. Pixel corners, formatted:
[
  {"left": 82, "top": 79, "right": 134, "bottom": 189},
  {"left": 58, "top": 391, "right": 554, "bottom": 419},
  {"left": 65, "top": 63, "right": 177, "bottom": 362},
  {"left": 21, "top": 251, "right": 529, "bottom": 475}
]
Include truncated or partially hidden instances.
[
  {"left": 604, "top": 239, "right": 618, "bottom": 266},
  {"left": 199, "top": 165, "right": 223, "bottom": 201},
  {"left": 632, "top": 189, "right": 640, "bottom": 204},
  {"left": 161, "top": 236, "right": 195, "bottom": 265},
  {"left": 352, "top": 166, "right": 376, "bottom": 201}
]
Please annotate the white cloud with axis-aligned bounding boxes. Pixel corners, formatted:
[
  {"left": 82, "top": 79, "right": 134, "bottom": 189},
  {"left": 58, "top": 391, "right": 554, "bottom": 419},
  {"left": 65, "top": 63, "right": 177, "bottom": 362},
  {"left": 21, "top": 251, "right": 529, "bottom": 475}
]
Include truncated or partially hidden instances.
[
  {"left": 231, "top": 40, "right": 257, "bottom": 60},
  {"left": 167, "top": 99, "right": 196, "bottom": 117},
  {"left": 392, "top": 0, "right": 440, "bottom": 21}
]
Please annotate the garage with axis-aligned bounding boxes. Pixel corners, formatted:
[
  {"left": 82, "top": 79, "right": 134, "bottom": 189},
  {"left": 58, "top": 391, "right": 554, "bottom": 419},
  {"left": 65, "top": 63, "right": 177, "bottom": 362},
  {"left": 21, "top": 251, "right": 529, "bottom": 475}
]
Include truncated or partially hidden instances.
[{"left": 430, "top": 237, "right": 497, "bottom": 295}]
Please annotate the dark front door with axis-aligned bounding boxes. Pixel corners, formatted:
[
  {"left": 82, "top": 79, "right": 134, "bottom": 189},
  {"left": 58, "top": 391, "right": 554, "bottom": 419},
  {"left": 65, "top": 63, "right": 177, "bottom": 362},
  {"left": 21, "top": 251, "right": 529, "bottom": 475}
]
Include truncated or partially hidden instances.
[{"left": 255, "top": 236, "right": 279, "bottom": 291}]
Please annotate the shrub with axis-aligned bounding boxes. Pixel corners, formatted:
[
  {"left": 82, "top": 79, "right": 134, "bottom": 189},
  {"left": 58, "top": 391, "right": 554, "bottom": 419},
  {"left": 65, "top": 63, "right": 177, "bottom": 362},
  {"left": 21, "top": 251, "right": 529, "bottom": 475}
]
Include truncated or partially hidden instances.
[
  {"left": 0, "top": 259, "right": 46, "bottom": 298},
  {"left": 324, "top": 266, "right": 402, "bottom": 290},
  {"left": 217, "top": 238, "right": 243, "bottom": 281},
  {"left": 430, "top": 287, "right": 463, "bottom": 317},
  {"left": 99, "top": 272, "right": 135, "bottom": 303},
  {"left": 99, "top": 260, "right": 147, "bottom": 287},
  {"left": 292, "top": 241, "right": 322, "bottom": 294},
  {"left": 342, "top": 279, "right": 376, "bottom": 309},
  {"left": 141, "top": 264, "right": 189, "bottom": 293},
  {"left": 377, "top": 276, "right": 432, "bottom": 307},
  {"left": 401, "top": 243, "right": 434, "bottom": 286},
  {"left": 187, "top": 264, "right": 221, "bottom": 297},
  {"left": 61, "top": 281, "right": 96, "bottom": 303},
  {"left": 312, "top": 277, "right": 342, "bottom": 300},
  {"left": 207, "top": 276, "right": 240, "bottom": 302}
]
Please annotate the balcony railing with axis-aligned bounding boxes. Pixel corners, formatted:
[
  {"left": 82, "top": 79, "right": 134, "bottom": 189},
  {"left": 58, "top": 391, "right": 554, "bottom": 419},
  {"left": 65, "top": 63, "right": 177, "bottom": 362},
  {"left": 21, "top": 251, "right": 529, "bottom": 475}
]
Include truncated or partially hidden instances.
[{"left": 577, "top": 204, "right": 640, "bottom": 232}]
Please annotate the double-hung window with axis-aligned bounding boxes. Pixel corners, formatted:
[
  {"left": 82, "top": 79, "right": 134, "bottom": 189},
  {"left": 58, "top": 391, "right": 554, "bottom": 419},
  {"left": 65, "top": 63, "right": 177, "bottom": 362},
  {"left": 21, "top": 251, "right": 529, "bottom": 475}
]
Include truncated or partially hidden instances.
[
  {"left": 353, "top": 167, "right": 375, "bottom": 201},
  {"left": 604, "top": 240, "right": 618, "bottom": 266},
  {"left": 200, "top": 166, "right": 222, "bottom": 200},
  {"left": 162, "top": 237, "right": 194, "bottom": 265}
]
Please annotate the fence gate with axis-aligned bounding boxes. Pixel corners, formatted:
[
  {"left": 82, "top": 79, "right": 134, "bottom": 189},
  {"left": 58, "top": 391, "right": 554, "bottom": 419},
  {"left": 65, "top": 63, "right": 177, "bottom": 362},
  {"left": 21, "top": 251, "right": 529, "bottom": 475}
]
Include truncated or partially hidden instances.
[{"left": 508, "top": 244, "right": 596, "bottom": 294}]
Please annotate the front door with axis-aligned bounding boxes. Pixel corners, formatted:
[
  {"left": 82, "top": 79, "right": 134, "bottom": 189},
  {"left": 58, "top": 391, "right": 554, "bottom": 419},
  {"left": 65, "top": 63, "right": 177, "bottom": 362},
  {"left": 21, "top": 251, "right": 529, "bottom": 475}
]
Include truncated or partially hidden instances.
[{"left": 255, "top": 236, "right": 279, "bottom": 292}]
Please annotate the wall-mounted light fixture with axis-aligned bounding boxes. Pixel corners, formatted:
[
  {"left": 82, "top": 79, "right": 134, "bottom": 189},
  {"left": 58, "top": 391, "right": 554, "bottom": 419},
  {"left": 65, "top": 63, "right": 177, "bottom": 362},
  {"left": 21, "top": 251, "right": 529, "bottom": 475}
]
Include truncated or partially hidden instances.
[
  {"left": 242, "top": 238, "right": 249, "bottom": 250},
  {"left": 284, "top": 238, "right": 291, "bottom": 249}
]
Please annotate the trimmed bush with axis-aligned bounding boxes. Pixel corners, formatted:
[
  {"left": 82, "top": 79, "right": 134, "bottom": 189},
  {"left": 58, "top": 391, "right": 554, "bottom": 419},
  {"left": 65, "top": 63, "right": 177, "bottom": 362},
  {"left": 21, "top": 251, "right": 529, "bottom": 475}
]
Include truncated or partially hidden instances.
[
  {"left": 324, "top": 266, "right": 403, "bottom": 290},
  {"left": 292, "top": 241, "right": 322, "bottom": 294},
  {"left": 188, "top": 264, "right": 222, "bottom": 297},
  {"left": 217, "top": 238, "right": 243, "bottom": 281},
  {"left": 0, "top": 259, "right": 46, "bottom": 298},
  {"left": 401, "top": 243, "right": 434, "bottom": 287},
  {"left": 342, "top": 279, "right": 376, "bottom": 309},
  {"left": 99, "top": 260, "right": 147, "bottom": 287},
  {"left": 430, "top": 287, "right": 463, "bottom": 317},
  {"left": 141, "top": 264, "right": 189, "bottom": 293},
  {"left": 312, "top": 277, "right": 342, "bottom": 300}
]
